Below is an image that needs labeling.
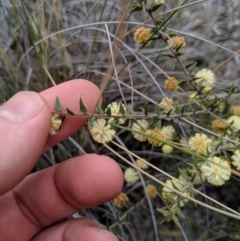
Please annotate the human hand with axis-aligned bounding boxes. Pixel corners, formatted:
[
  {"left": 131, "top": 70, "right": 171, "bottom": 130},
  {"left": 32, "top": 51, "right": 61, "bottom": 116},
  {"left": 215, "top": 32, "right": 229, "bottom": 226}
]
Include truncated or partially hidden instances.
[{"left": 0, "top": 79, "right": 123, "bottom": 241}]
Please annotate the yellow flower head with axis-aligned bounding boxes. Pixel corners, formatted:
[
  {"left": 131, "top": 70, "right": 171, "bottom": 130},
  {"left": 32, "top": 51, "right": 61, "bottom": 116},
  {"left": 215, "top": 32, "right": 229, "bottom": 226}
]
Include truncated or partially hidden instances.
[
  {"left": 161, "top": 125, "right": 175, "bottom": 141},
  {"left": 200, "top": 156, "right": 231, "bottom": 186},
  {"left": 188, "top": 133, "right": 212, "bottom": 156},
  {"left": 89, "top": 118, "right": 116, "bottom": 143},
  {"left": 113, "top": 192, "right": 129, "bottom": 208},
  {"left": 105, "top": 102, "right": 127, "bottom": 125},
  {"left": 212, "top": 119, "right": 228, "bottom": 135},
  {"left": 194, "top": 68, "right": 215, "bottom": 87},
  {"left": 146, "top": 184, "right": 158, "bottom": 199},
  {"left": 231, "top": 150, "right": 240, "bottom": 171},
  {"left": 159, "top": 97, "right": 174, "bottom": 113},
  {"left": 226, "top": 115, "right": 240, "bottom": 131},
  {"left": 134, "top": 27, "right": 151, "bottom": 45},
  {"left": 50, "top": 114, "right": 63, "bottom": 135},
  {"left": 124, "top": 168, "right": 139, "bottom": 184},
  {"left": 167, "top": 36, "right": 186, "bottom": 50},
  {"left": 164, "top": 77, "right": 179, "bottom": 92},
  {"left": 162, "top": 144, "right": 173, "bottom": 154},
  {"left": 132, "top": 119, "right": 150, "bottom": 142},
  {"left": 146, "top": 128, "right": 166, "bottom": 147},
  {"left": 136, "top": 158, "right": 149, "bottom": 170},
  {"left": 162, "top": 179, "right": 189, "bottom": 207}
]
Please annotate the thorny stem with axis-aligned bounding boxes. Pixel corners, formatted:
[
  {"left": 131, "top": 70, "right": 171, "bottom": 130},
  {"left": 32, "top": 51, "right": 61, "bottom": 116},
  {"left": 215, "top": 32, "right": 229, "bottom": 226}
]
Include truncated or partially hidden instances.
[{"left": 137, "top": 0, "right": 191, "bottom": 81}]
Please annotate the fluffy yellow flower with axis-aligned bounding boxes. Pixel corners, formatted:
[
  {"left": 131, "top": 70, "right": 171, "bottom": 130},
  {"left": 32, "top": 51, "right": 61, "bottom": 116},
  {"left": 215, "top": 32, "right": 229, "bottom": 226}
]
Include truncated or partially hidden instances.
[
  {"left": 113, "top": 192, "right": 129, "bottom": 208},
  {"left": 231, "top": 150, "right": 240, "bottom": 171},
  {"left": 89, "top": 118, "right": 116, "bottom": 143},
  {"left": 132, "top": 119, "right": 149, "bottom": 142},
  {"left": 167, "top": 36, "right": 186, "bottom": 50},
  {"left": 50, "top": 114, "right": 63, "bottom": 135},
  {"left": 161, "top": 125, "right": 175, "bottom": 141},
  {"left": 134, "top": 27, "right": 151, "bottom": 45},
  {"left": 188, "top": 133, "right": 212, "bottom": 156},
  {"left": 146, "top": 184, "right": 158, "bottom": 199},
  {"left": 159, "top": 97, "right": 174, "bottom": 113},
  {"left": 200, "top": 156, "right": 231, "bottom": 186},
  {"left": 226, "top": 115, "right": 240, "bottom": 130},
  {"left": 164, "top": 77, "right": 179, "bottom": 92},
  {"left": 105, "top": 102, "right": 127, "bottom": 125},
  {"left": 146, "top": 128, "right": 166, "bottom": 147},
  {"left": 212, "top": 119, "right": 228, "bottom": 135},
  {"left": 124, "top": 168, "right": 139, "bottom": 184},
  {"left": 136, "top": 159, "right": 149, "bottom": 170},
  {"left": 194, "top": 68, "right": 215, "bottom": 87},
  {"left": 162, "top": 179, "right": 189, "bottom": 207}
]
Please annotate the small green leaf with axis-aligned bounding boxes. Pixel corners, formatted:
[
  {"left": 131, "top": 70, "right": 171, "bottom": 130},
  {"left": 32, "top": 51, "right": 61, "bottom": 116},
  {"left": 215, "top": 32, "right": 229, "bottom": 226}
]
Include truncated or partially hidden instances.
[
  {"left": 66, "top": 107, "right": 74, "bottom": 115},
  {"left": 151, "top": 3, "right": 164, "bottom": 12},
  {"left": 171, "top": 214, "right": 180, "bottom": 227},
  {"left": 185, "top": 62, "right": 197, "bottom": 70},
  {"left": 119, "top": 103, "right": 125, "bottom": 115},
  {"left": 55, "top": 96, "right": 62, "bottom": 112},
  {"left": 141, "top": 102, "right": 149, "bottom": 116},
  {"left": 178, "top": 167, "right": 191, "bottom": 181},
  {"left": 174, "top": 207, "right": 185, "bottom": 219},
  {"left": 129, "top": 5, "right": 143, "bottom": 13},
  {"left": 161, "top": 53, "right": 175, "bottom": 58},
  {"left": 105, "top": 107, "right": 112, "bottom": 116},
  {"left": 96, "top": 105, "right": 104, "bottom": 114},
  {"left": 79, "top": 97, "right": 88, "bottom": 114},
  {"left": 88, "top": 117, "right": 95, "bottom": 129},
  {"left": 127, "top": 104, "right": 134, "bottom": 114}
]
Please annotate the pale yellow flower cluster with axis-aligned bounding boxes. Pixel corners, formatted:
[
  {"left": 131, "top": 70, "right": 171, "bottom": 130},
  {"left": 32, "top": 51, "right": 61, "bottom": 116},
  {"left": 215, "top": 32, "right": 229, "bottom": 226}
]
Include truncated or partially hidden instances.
[
  {"left": 50, "top": 114, "right": 63, "bottom": 135},
  {"left": 134, "top": 27, "right": 151, "bottom": 45},
  {"left": 168, "top": 36, "right": 186, "bottom": 50},
  {"left": 164, "top": 77, "right": 179, "bottom": 92},
  {"left": 194, "top": 68, "right": 215, "bottom": 90},
  {"left": 188, "top": 133, "right": 212, "bottom": 156},
  {"left": 113, "top": 192, "right": 129, "bottom": 209},
  {"left": 136, "top": 158, "right": 149, "bottom": 170},
  {"left": 231, "top": 150, "right": 240, "bottom": 171},
  {"left": 105, "top": 102, "right": 127, "bottom": 125},
  {"left": 146, "top": 184, "right": 158, "bottom": 199},
  {"left": 161, "top": 125, "right": 175, "bottom": 140},
  {"left": 226, "top": 115, "right": 240, "bottom": 131},
  {"left": 159, "top": 97, "right": 174, "bottom": 113},
  {"left": 200, "top": 156, "right": 231, "bottom": 186},
  {"left": 89, "top": 118, "right": 116, "bottom": 144},
  {"left": 124, "top": 168, "right": 139, "bottom": 184},
  {"left": 146, "top": 128, "right": 166, "bottom": 147},
  {"left": 132, "top": 119, "right": 150, "bottom": 142}
]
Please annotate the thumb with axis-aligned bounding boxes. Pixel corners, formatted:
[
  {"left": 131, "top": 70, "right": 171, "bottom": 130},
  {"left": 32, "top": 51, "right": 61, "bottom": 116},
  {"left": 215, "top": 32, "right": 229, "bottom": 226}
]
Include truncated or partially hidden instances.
[{"left": 0, "top": 91, "right": 51, "bottom": 194}]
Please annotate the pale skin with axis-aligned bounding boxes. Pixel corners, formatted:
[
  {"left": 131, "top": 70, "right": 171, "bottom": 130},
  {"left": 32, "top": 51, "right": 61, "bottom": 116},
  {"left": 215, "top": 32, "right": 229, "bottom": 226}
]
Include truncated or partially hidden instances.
[{"left": 0, "top": 79, "right": 123, "bottom": 241}]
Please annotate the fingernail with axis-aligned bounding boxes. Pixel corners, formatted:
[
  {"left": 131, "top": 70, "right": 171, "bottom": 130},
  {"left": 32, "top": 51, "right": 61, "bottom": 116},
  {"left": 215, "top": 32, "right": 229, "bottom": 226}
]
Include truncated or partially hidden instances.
[{"left": 0, "top": 92, "right": 44, "bottom": 122}]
